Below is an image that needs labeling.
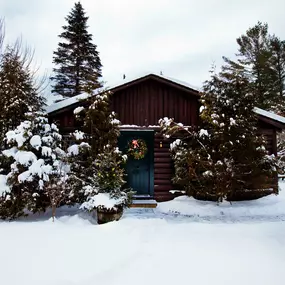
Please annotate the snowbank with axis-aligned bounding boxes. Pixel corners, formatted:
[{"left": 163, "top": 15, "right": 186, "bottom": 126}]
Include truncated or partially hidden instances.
[
  {"left": 158, "top": 182, "right": 285, "bottom": 219},
  {"left": 81, "top": 193, "right": 125, "bottom": 211}
]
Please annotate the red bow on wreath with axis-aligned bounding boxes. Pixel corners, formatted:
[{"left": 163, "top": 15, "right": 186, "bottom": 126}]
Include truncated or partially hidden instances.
[
  {"left": 132, "top": 140, "right": 139, "bottom": 149},
  {"left": 128, "top": 138, "right": 147, "bottom": 160}
]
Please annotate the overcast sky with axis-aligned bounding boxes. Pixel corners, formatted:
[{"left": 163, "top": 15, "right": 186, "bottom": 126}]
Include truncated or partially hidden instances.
[{"left": 0, "top": 0, "right": 285, "bottom": 103}]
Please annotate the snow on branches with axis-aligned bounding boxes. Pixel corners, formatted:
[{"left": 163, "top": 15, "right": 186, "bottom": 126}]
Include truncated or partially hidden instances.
[
  {"left": 159, "top": 69, "right": 277, "bottom": 202},
  {"left": 69, "top": 91, "right": 133, "bottom": 212},
  {"left": 1, "top": 112, "right": 69, "bottom": 218},
  {"left": 4, "top": 114, "right": 63, "bottom": 189}
]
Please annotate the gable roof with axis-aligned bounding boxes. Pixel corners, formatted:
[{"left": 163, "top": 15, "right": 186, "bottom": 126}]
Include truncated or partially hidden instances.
[
  {"left": 46, "top": 73, "right": 285, "bottom": 130},
  {"left": 109, "top": 73, "right": 201, "bottom": 93},
  {"left": 47, "top": 73, "right": 200, "bottom": 115}
]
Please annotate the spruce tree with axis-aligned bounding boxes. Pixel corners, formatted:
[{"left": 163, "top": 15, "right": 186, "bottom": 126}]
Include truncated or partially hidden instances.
[
  {"left": 160, "top": 69, "right": 277, "bottom": 202},
  {"left": 51, "top": 1, "right": 102, "bottom": 98},
  {"left": 0, "top": 46, "right": 45, "bottom": 144},
  {"left": 203, "top": 70, "right": 276, "bottom": 198}
]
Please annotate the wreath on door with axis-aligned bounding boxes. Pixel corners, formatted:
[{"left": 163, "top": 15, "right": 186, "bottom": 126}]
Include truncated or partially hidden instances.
[{"left": 127, "top": 139, "right": 148, "bottom": 160}]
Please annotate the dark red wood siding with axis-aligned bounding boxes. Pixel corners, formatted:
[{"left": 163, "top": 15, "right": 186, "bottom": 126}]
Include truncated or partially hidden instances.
[
  {"left": 110, "top": 79, "right": 199, "bottom": 126},
  {"left": 50, "top": 78, "right": 199, "bottom": 132}
]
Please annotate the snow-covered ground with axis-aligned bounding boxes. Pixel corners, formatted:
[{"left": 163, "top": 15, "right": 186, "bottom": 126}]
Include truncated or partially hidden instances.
[
  {"left": 1, "top": 184, "right": 285, "bottom": 285},
  {"left": 158, "top": 184, "right": 285, "bottom": 222}
]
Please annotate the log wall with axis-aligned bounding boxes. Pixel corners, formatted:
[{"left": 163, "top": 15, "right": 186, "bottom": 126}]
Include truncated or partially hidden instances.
[{"left": 153, "top": 134, "right": 175, "bottom": 202}]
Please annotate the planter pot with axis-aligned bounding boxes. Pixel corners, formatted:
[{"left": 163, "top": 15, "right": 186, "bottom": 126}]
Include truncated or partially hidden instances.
[{"left": 96, "top": 207, "right": 123, "bottom": 224}]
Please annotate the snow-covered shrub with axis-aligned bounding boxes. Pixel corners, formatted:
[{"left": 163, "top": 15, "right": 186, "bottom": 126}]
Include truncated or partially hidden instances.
[
  {"left": 95, "top": 146, "right": 126, "bottom": 192},
  {"left": 70, "top": 91, "right": 133, "bottom": 212},
  {"left": 159, "top": 69, "right": 277, "bottom": 202},
  {"left": 76, "top": 91, "right": 121, "bottom": 157},
  {"left": 0, "top": 112, "right": 68, "bottom": 219},
  {"left": 81, "top": 192, "right": 131, "bottom": 213},
  {"left": 159, "top": 118, "right": 230, "bottom": 201},
  {"left": 80, "top": 145, "right": 132, "bottom": 212},
  {"left": 66, "top": 131, "right": 96, "bottom": 204}
]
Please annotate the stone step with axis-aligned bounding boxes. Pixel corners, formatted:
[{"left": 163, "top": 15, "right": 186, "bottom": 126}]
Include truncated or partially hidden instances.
[
  {"left": 132, "top": 194, "right": 152, "bottom": 200},
  {"left": 130, "top": 199, "right": 157, "bottom": 208}
]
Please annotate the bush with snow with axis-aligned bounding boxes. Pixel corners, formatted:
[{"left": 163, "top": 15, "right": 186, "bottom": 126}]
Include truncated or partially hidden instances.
[
  {"left": 81, "top": 192, "right": 129, "bottom": 213},
  {"left": 69, "top": 91, "right": 133, "bottom": 213},
  {"left": 0, "top": 112, "right": 69, "bottom": 219},
  {"left": 159, "top": 69, "right": 277, "bottom": 202},
  {"left": 80, "top": 145, "right": 133, "bottom": 212},
  {"left": 65, "top": 131, "right": 96, "bottom": 204}
]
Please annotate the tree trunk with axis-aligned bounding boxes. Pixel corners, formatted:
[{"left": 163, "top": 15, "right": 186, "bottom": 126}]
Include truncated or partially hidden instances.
[{"left": 52, "top": 204, "right": 56, "bottom": 222}]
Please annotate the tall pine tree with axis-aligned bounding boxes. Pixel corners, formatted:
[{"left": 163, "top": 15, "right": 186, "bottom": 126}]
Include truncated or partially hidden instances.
[
  {"left": 222, "top": 22, "right": 285, "bottom": 173},
  {"left": 0, "top": 46, "right": 45, "bottom": 147},
  {"left": 270, "top": 35, "right": 285, "bottom": 112},
  {"left": 223, "top": 22, "right": 285, "bottom": 112},
  {"left": 51, "top": 2, "right": 102, "bottom": 98}
]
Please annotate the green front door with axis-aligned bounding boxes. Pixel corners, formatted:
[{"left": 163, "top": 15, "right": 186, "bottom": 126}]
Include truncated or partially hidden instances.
[{"left": 118, "top": 131, "right": 154, "bottom": 196}]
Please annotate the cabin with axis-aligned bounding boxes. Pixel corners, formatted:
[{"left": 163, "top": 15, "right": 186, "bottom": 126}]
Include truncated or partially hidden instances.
[{"left": 47, "top": 73, "right": 285, "bottom": 203}]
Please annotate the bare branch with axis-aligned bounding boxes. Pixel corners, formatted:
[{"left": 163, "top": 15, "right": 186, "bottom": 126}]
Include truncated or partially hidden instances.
[
  {"left": 0, "top": 18, "right": 5, "bottom": 56},
  {"left": 3, "top": 35, "right": 49, "bottom": 100}
]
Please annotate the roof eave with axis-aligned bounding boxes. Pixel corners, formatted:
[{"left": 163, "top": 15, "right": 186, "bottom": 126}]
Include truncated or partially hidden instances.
[{"left": 257, "top": 114, "right": 285, "bottom": 131}]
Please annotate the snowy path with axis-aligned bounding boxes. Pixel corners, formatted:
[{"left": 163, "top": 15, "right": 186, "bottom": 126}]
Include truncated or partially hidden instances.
[
  {"left": 2, "top": 183, "right": 285, "bottom": 285},
  {"left": 1, "top": 210, "right": 285, "bottom": 285},
  {"left": 125, "top": 207, "right": 285, "bottom": 223}
]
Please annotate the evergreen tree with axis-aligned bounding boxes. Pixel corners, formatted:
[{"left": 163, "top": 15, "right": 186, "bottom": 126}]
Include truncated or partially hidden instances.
[
  {"left": 95, "top": 145, "right": 127, "bottom": 195},
  {"left": 51, "top": 1, "right": 102, "bottom": 98},
  {"left": 70, "top": 92, "right": 132, "bottom": 211},
  {"left": 0, "top": 46, "right": 45, "bottom": 145},
  {"left": 160, "top": 69, "right": 277, "bottom": 202},
  {"left": 80, "top": 145, "right": 131, "bottom": 212},
  {"left": 269, "top": 36, "right": 285, "bottom": 112},
  {"left": 203, "top": 70, "right": 276, "bottom": 197},
  {"left": 223, "top": 22, "right": 285, "bottom": 111},
  {"left": 270, "top": 36, "right": 285, "bottom": 172},
  {"left": 0, "top": 113, "right": 68, "bottom": 219},
  {"left": 83, "top": 92, "right": 120, "bottom": 157}
]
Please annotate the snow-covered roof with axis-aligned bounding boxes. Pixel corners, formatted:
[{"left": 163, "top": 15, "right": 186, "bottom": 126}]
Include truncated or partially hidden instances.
[
  {"left": 159, "top": 75, "right": 201, "bottom": 92},
  {"left": 105, "top": 72, "right": 201, "bottom": 92},
  {"left": 46, "top": 93, "right": 91, "bottom": 114},
  {"left": 47, "top": 73, "right": 200, "bottom": 114},
  {"left": 254, "top": 107, "right": 285, "bottom": 125}
]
